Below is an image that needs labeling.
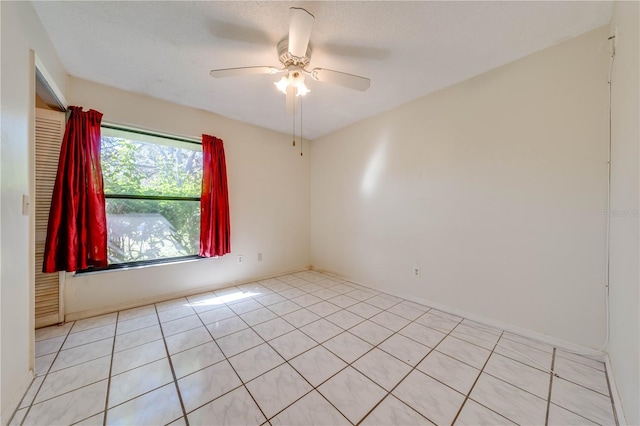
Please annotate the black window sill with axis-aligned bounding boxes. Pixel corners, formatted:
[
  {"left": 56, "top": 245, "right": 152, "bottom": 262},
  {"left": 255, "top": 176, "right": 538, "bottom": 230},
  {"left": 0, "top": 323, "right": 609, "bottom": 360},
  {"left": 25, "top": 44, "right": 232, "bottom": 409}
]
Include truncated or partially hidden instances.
[{"left": 74, "top": 255, "right": 203, "bottom": 275}]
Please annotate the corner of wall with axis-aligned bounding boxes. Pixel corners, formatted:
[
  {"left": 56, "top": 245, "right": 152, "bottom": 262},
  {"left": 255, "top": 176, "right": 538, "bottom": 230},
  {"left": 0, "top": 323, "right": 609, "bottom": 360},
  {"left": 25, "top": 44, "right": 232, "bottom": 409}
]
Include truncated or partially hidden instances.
[
  {"left": 606, "top": 1, "right": 640, "bottom": 425},
  {"left": 1, "top": 1, "right": 68, "bottom": 422}
]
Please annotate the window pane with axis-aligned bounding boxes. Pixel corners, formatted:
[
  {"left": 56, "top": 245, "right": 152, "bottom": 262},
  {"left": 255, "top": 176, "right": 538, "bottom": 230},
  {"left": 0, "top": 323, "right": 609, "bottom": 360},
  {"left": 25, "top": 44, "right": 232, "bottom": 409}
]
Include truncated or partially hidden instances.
[
  {"left": 106, "top": 198, "right": 200, "bottom": 264},
  {"left": 101, "top": 136, "right": 202, "bottom": 197}
]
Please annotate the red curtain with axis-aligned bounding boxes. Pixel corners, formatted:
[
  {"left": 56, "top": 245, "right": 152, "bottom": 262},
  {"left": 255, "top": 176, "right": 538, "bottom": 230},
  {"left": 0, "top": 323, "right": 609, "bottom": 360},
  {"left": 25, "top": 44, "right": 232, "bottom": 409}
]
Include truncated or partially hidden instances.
[
  {"left": 43, "top": 107, "right": 108, "bottom": 272},
  {"left": 200, "top": 134, "right": 231, "bottom": 257}
]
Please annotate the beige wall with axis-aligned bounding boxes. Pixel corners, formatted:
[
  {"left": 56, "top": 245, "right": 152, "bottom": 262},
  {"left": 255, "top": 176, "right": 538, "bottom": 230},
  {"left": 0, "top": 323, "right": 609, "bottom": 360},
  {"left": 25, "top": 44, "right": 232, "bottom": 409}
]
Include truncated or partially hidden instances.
[
  {"left": 608, "top": 2, "right": 640, "bottom": 424},
  {"left": 64, "top": 78, "right": 310, "bottom": 318},
  {"left": 0, "top": 1, "right": 68, "bottom": 423},
  {"left": 1, "top": 2, "right": 632, "bottom": 423},
  {"left": 310, "top": 27, "right": 610, "bottom": 348}
]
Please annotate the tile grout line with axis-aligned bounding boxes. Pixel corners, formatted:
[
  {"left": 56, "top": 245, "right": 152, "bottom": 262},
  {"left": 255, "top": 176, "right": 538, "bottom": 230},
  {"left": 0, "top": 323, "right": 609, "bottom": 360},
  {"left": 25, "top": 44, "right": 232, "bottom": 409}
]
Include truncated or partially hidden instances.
[
  {"left": 191, "top": 301, "right": 271, "bottom": 424},
  {"left": 457, "top": 331, "right": 565, "bottom": 425},
  {"left": 25, "top": 276, "right": 370, "bottom": 418},
  {"left": 472, "top": 336, "right": 560, "bottom": 416},
  {"left": 452, "top": 322, "right": 559, "bottom": 393},
  {"left": 475, "top": 342, "right": 617, "bottom": 412},
  {"left": 193, "top": 276, "right": 374, "bottom": 424},
  {"left": 225, "top": 282, "right": 350, "bottom": 423},
  {"left": 544, "top": 348, "right": 557, "bottom": 425},
  {"left": 132, "top": 284, "right": 608, "bottom": 426},
  {"left": 102, "top": 313, "right": 120, "bottom": 426},
  {"left": 449, "top": 330, "right": 504, "bottom": 425},
  {"left": 244, "top": 324, "right": 353, "bottom": 424},
  {"left": 154, "top": 304, "right": 190, "bottom": 426},
  {"left": 356, "top": 278, "right": 605, "bottom": 388},
  {"left": 604, "top": 359, "right": 620, "bottom": 426},
  {"left": 567, "top": 375, "right": 615, "bottom": 397},
  {"left": 20, "top": 272, "right": 613, "bottom": 426},
  {"left": 15, "top": 355, "right": 114, "bottom": 416},
  {"left": 19, "top": 323, "right": 76, "bottom": 426},
  {"left": 538, "top": 367, "right": 613, "bottom": 398},
  {"left": 543, "top": 356, "right": 614, "bottom": 425},
  {"left": 63, "top": 316, "right": 115, "bottom": 336},
  {"left": 251, "top": 273, "right": 614, "bottom": 424},
  {"left": 34, "top": 290, "right": 324, "bottom": 421},
  {"left": 274, "top": 272, "right": 520, "bottom": 424},
  {"left": 487, "top": 340, "right": 554, "bottom": 374},
  {"left": 354, "top": 312, "right": 474, "bottom": 425},
  {"left": 258, "top": 278, "right": 488, "bottom": 424},
  {"left": 554, "top": 352, "right": 607, "bottom": 372},
  {"left": 175, "top": 278, "right": 316, "bottom": 424},
  {"left": 113, "top": 325, "right": 163, "bottom": 352},
  {"left": 237, "top": 312, "right": 355, "bottom": 422}
]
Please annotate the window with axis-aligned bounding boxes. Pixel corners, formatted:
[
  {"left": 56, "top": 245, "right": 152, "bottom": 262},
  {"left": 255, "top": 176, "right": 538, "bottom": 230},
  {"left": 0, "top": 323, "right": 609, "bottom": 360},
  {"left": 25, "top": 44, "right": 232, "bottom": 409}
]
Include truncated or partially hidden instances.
[{"left": 101, "top": 126, "right": 202, "bottom": 266}]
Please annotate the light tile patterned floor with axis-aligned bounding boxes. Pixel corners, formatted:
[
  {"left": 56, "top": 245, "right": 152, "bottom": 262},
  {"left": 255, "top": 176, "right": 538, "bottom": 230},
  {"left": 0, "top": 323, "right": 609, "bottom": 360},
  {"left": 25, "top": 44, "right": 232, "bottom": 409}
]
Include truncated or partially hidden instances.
[{"left": 12, "top": 270, "right": 617, "bottom": 425}]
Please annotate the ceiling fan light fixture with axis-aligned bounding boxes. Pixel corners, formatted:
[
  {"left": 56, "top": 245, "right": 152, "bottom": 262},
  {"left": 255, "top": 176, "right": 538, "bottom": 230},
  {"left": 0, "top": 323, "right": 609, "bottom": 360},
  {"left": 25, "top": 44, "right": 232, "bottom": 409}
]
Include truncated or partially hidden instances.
[
  {"left": 291, "top": 72, "right": 309, "bottom": 96},
  {"left": 275, "top": 76, "right": 289, "bottom": 94},
  {"left": 274, "top": 72, "right": 310, "bottom": 96},
  {"left": 296, "top": 81, "right": 310, "bottom": 96}
]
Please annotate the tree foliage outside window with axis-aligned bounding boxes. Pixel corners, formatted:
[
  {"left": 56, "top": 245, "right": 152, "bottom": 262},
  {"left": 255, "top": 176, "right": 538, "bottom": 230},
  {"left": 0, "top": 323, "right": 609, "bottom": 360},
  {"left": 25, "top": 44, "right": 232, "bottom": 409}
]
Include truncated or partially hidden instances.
[{"left": 101, "top": 129, "right": 202, "bottom": 264}]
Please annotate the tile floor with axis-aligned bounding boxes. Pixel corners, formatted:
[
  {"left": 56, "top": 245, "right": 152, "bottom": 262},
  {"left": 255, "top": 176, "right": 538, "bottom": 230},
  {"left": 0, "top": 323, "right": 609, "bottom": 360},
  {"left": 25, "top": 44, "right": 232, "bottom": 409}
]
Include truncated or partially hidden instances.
[{"left": 12, "top": 270, "right": 617, "bottom": 425}]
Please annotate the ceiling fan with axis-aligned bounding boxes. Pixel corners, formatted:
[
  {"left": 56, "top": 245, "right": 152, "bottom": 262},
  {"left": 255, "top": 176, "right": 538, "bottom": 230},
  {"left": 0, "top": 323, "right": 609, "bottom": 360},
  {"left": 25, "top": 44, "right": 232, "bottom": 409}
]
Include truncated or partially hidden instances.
[{"left": 209, "top": 7, "right": 371, "bottom": 115}]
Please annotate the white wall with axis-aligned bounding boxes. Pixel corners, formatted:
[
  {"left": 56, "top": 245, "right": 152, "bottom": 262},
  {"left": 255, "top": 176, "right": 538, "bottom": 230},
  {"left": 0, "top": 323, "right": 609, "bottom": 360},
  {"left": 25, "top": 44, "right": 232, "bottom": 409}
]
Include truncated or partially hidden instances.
[
  {"left": 0, "top": 1, "right": 68, "bottom": 423},
  {"left": 608, "top": 2, "right": 639, "bottom": 424},
  {"left": 64, "top": 78, "right": 310, "bottom": 318},
  {"left": 311, "top": 27, "right": 610, "bottom": 348}
]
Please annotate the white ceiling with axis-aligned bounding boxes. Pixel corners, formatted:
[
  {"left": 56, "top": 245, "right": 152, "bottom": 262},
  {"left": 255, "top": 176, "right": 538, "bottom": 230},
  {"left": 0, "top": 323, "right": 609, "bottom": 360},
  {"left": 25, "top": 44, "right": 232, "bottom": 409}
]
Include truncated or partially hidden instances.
[{"left": 32, "top": 1, "right": 613, "bottom": 140}]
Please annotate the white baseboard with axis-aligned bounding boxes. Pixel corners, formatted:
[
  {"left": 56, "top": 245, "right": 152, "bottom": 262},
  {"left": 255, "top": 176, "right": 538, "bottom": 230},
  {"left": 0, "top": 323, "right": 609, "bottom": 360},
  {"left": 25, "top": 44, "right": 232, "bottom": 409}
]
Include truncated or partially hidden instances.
[
  {"left": 605, "top": 354, "right": 628, "bottom": 425},
  {"left": 311, "top": 267, "right": 605, "bottom": 360},
  {"left": 401, "top": 292, "right": 604, "bottom": 359},
  {"left": 64, "top": 267, "right": 311, "bottom": 322},
  {"left": 1, "top": 369, "right": 34, "bottom": 426}
]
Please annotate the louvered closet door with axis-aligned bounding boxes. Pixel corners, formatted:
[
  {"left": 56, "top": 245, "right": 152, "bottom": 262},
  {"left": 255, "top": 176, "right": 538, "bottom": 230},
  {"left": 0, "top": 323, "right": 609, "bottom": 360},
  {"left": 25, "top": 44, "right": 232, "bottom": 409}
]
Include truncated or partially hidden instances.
[{"left": 35, "top": 108, "right": 65, "bottom": 328}]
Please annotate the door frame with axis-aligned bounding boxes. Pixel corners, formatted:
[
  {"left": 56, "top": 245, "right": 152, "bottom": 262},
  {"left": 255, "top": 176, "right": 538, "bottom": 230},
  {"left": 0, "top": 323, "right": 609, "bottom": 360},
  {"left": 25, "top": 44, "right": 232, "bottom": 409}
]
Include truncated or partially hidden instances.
[{"left": 30, "top": 51, "right": 68, "bottom": 369}]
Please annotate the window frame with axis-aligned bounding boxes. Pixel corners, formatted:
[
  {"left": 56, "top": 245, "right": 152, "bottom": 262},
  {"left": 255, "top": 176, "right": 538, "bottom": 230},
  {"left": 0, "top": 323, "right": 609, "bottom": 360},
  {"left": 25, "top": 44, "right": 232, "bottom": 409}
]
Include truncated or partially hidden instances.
[{"left": 77, "top": 124, "right": 204, "bottom": 274}]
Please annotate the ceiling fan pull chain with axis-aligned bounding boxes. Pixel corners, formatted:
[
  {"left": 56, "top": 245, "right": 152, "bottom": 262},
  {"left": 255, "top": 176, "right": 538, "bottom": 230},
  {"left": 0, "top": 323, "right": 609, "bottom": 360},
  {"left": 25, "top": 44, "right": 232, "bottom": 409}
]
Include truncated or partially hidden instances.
[
  {"left": 300, "top": 96, "right": 303, "bottom": 156},
  {"left": 292, "top": 95, "right": 296, "bottom": 147}
]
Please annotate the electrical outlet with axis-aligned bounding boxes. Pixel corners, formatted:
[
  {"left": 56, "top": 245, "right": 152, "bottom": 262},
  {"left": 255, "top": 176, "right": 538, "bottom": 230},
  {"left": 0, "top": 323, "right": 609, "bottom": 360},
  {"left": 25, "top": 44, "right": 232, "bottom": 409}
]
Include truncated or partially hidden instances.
[
  {"left": 257, "top": 253, "right": 263, "bottom": 261},
  {"left": 237, "top": 255, "right": 244, "bottom": 264},
  {"left": 413, "top": 267, "right": 420, "bottom": 277}
]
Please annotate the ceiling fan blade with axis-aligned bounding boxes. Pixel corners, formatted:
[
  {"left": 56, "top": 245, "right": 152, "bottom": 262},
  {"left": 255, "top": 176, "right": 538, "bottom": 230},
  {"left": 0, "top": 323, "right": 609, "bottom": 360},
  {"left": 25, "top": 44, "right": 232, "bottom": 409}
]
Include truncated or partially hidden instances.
[
  {"left": 210, "top": 66, "right": 280, "bottom": 78},
  {"left": 310, "top": 68, "right": 371, "bottom": 91},
  {"left": 288, "top": 8, "right": 314, "bottom": 58},
  {"left": 285, "top": 85, "right": 296, "bottom": 115}
]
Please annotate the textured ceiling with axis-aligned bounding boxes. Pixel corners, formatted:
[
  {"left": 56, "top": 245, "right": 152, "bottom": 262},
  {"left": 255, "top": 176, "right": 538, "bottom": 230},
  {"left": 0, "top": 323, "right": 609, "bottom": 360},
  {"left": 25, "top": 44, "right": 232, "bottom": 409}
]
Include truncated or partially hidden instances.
[{"left": 32, "top": 1, "right": 613, "bottom": 139}]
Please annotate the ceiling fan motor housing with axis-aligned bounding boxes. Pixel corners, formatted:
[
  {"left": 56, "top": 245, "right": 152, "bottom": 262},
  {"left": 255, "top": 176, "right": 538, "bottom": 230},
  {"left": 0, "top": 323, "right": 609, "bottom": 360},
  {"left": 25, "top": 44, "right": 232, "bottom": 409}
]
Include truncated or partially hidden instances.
[{"left": 278, "top": 39, "right": 312, "bottom": 69}]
